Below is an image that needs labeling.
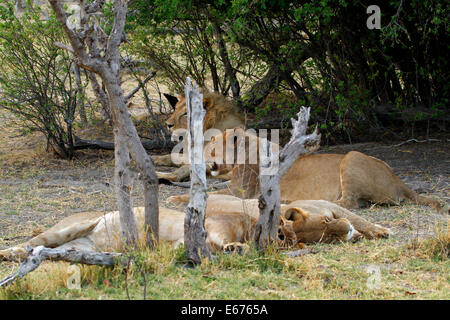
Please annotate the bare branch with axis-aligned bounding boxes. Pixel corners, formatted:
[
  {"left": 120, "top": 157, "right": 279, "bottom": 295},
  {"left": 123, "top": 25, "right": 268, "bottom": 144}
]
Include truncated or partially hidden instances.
[
  {"left": 48, "top": 0, "right": 104, "bottom": 73},
  {"left": 125, "top": 72, "right": 156, "bottom": 102},
  {"left": 86, "top": 0, "right": 107, "bottom": 14},
  {"left": 0, "top": 246, "right": 123, "bottom": 288},
  {"left": 278, "top": 107, "right": 321, "bottom": 177},
  {"left": 54, "top": 41, "right": 74, "bottom": 53}
]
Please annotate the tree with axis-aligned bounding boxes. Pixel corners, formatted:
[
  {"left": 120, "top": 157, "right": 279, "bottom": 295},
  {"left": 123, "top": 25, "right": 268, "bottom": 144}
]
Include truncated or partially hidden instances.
[{"left": 48, "top": 0, "right": 159, "bottom": 247}]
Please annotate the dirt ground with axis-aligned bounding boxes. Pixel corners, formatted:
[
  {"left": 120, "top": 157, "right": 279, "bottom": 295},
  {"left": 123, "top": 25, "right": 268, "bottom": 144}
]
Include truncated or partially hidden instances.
[{"left": 0, "top": 106, "right": 448, "bottom": 251}]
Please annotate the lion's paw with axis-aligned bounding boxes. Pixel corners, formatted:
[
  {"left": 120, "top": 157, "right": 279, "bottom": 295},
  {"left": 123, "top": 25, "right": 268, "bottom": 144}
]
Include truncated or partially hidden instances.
[{"left": 223, "top": 242, "right": 250, "bottom": 255}]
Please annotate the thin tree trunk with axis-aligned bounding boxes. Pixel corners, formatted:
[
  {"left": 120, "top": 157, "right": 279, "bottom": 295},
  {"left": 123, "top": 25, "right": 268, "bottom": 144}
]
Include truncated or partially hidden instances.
[
  {"left": 87, "top": 71, "right": 112, "bottom": 124},
  {"left": 113, "top": 126, "right": 138, "bottom": 245},
  {"left": 73, "top": 63, "right": 88, "bottom": 124},
  {"left": 242, "top": 65, "right": 283, "bottom": 111},
  {"left": 184, "top": 77, "right": 211, "bottom": 265},
  {"left": 49, "top": 0, "right": 159, "bottom": 248},
  {"left": 210, "top": 18, "right": 240, "bottom": 100},
  {"left": 255, "top": 107, "right": 321, "bottom": 250},
  {"left": 103, "top": 75, "right": 159, "bottom": 248}
]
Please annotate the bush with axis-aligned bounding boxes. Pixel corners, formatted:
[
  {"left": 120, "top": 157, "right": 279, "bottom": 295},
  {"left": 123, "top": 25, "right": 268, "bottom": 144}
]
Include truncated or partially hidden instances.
[{"left": 0, "top": 2, "right": 80, "bottom": 159}]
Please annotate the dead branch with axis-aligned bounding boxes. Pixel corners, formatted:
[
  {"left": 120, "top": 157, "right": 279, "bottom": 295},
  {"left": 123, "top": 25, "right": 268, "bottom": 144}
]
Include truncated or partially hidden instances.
[
  {"left": 125, "top": 72, "right": 156, "bottom": 102},
  {"left": 0, "top": 246, "right": 123, "bottom": 288},
  {"left": 255, "top": 107, "right": 321, "bottom": 250},
  {"left": 72, "top": 135, "right": 170, "bottom": 151},
  {"left": 184, "top": 77, "right": 211, "bottom": 265}
]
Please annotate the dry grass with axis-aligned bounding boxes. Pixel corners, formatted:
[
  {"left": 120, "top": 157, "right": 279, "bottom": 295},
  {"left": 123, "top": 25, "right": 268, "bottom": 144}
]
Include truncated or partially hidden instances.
[{"left": 1, "top": 238, "right": 448, "bottom": 300}]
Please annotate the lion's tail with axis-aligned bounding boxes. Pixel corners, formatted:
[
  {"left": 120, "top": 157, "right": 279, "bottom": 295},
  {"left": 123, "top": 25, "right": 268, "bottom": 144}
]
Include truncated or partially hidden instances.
[{"left": 403, "top": 187, "right": 442, "bottom": 213}]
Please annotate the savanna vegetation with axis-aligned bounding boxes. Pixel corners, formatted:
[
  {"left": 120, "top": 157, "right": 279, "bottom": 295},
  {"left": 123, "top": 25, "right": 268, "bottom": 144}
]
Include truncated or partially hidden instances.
[{"left": 0, "top": 0, "right": 448, "bottom": 300}]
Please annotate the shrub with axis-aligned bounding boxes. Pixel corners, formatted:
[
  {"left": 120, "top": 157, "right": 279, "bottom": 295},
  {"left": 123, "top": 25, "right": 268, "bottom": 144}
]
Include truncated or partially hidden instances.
[{"left": 0, "top": 2, "right": 80, "bottom": 159}]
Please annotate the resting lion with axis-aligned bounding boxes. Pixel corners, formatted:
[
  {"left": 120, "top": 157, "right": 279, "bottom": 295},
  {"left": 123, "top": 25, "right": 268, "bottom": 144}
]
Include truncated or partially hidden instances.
[
  {"left": 0, "top": 205, "right": 284, "bottom": 262},
  {"left": 169, "top": 128, "right": 441, "bottom": 212},
  {"left": 0, "top": 196, "right": 389, "bottom": 262},
  {"left": 165, "top": 91, "right": 244, "bottom": 132},
  {"left": 153, "top": 91, "right": 244, "bottom": 181},
  {"left": 204, "top": 195, "right": 390, "bottom": 244}
]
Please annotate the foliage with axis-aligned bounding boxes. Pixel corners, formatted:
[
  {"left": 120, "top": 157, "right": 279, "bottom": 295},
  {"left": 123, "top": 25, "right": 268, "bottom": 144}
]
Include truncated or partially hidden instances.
[
  {"left": 0, "top": 2, "right": 81, "bottom": 159},
  {"left": 126, "top": 0, "right": 449, "bottom": 142}
]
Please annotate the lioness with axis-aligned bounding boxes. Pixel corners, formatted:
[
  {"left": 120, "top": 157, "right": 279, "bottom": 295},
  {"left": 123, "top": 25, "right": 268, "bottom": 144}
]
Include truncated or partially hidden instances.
[
  {"left": 203, "top": 195, "right": 390, "bottom": 244},
  {"left": 0, "top": 197, "right": 388, "bottom": 262},
  {"left": 0, "top": 205, "right": 287, "bottom": 262},
  {"left": 153, "top": 92, "right": 244, "bottom": 181},
  {"left": 169, "top": 128, "right": 441, "bottom": 211}
]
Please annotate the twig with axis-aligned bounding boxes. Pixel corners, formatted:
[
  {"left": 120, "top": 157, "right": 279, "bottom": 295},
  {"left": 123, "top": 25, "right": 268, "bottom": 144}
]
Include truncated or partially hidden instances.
[
  {"left": 125, "top": 72, "right": 156, "bottom": 102},
  {"left": 387, "top": 138, "right": 441, "bottom": 148}
]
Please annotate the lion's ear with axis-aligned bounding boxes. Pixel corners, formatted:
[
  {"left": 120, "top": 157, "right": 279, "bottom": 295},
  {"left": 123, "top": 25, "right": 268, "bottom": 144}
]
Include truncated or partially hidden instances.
[
  {"left": 285, "top": 208, "right": 309, "bottom": 221},
  {"left": 280, "top": 215, "right": 288, "bottom": 225},
  {"left": 163, "top": 93, "right": 179, "bottom": 108},
  {"left": 203, "top": 96, "right": 214, "bottom": 109}
]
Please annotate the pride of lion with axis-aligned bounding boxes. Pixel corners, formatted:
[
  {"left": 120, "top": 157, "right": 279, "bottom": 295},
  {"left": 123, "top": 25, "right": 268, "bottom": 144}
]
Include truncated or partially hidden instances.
[{"left": 0, "top": 91, "right": 442, "bottom": 263}]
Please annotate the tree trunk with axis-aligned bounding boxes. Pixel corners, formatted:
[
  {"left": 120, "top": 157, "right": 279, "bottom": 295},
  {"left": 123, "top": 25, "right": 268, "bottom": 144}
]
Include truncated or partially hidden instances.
[
  {"left": 103, "top": 74, "right": 160, "bottom": 248},
  {"left": 113, "top": 126, "right": 138, "bottom": 245},
  {"left": 254, "top": 107, "right": 321, "bottom": 250},
  {"left": 49, "top": 0, "right": 160, "bottom": 249},
  {"left": 73, "top": 63, "right": 88, "bottom": 124},
  {"left": 184, "top": 77, "right": 211, "bottom": 265},
  {"left": 211, "top": 19, "right": 240, "bottom": 101},
  {"left": 87, "top": 71, "right": 112, "bottom": 124}
]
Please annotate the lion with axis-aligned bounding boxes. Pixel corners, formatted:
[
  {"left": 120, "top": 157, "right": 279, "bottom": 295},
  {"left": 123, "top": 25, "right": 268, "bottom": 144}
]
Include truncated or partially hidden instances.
[
  {"left": 165, "top": 92, "right": 245, "bottom": 132},
  {"left": 202, "top": 195, "right": 390, "bottom": 245},
  {"left": 152, "top": 91, "right": 244, "bottom": 181},
  {"left": 0, "top": 204, "right": 288, "bottom": 262},
  {"left": 168, "top": 128, "right": 442, "bottom": 212},
  {"left": 0, "top": 207, "right": 185, "bottom": 262},
  {"left": 0, "top": 197, "right": 388, "bottom": 262}
]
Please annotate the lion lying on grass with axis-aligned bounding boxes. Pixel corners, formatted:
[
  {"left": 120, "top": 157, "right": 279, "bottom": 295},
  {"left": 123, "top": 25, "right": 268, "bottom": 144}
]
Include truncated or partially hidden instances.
[
  {"left": 0, "top": 196, "right": 390, "bottom": 262},
  {"left": 169, "top": 129, "right": 442, "bottom": 212}
]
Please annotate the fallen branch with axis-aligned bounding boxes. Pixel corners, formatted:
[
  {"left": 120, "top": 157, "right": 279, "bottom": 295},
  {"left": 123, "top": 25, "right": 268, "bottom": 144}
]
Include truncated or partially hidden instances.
[
  {"left": 0, "top": 246, "right": 124, "bottom": 288},
  {"left": 158, "top": 179, "right": 231, "bottom": 189},
  {"left": 72, "top": 135, "right": 173, "bottom": 151},
  {"left": 387, "top": 138, "right": 441, "bottom": 148}
]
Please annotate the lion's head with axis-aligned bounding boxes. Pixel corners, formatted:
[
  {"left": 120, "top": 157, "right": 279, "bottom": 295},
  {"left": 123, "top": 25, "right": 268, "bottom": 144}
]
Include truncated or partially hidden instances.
[
  {"left": 165, "top": 92, "right": 245, "bottom": 132},
  {"left": 280, "top": 207, "right": 362, "bottom": 244}
]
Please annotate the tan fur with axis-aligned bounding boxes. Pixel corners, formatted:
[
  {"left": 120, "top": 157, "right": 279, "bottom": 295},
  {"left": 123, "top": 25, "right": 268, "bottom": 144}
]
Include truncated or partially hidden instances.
[
  {"left": 1, "top": 196, "right": 387, "bottom": 262},
  {"left": 193, "top": 129, "right": 441, "bottom": 211},
  {"left": 153, "top": 92, "right": 243, "bottom": 181},
  {"left": 0, "top": 203, "right": 278, "bottom": 261},
  {"left": 0, "top": 207, "right": 185, "bottom": 262},
  {"left": 166, "top": 92, "right": 245, "bottom": 131},
  {"left": 281, "top": 200, "right": 390, "bottom": 241},
  {"left": 203, "top": 195, "right": 388, "bottom": 246}
]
